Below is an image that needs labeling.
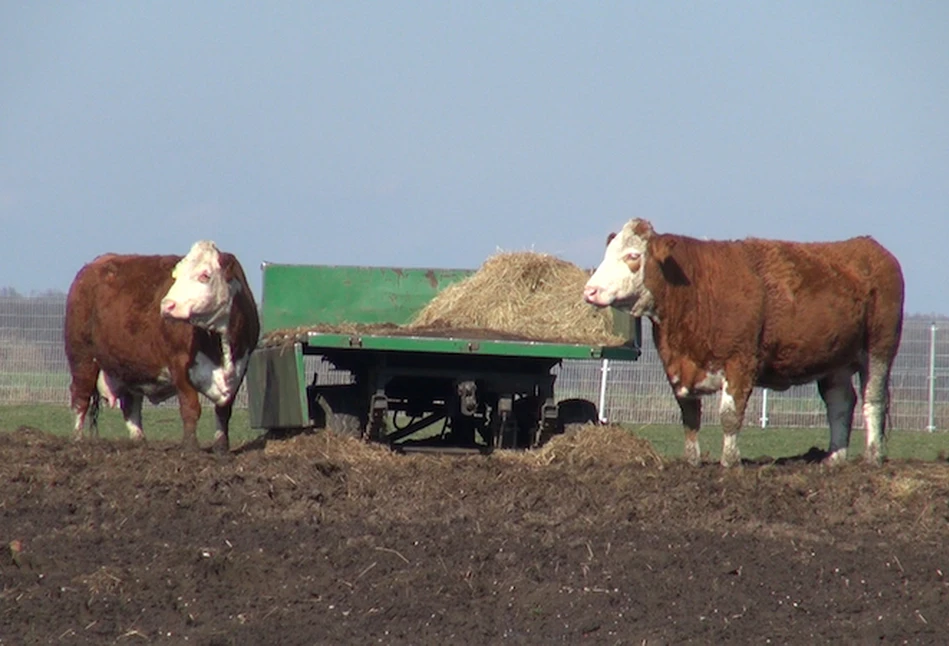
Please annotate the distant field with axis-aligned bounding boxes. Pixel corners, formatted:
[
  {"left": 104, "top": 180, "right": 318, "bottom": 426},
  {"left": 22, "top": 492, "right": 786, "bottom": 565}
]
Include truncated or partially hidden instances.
[{"left": 2, "top": 403, "right": 946, "bottom": 461}]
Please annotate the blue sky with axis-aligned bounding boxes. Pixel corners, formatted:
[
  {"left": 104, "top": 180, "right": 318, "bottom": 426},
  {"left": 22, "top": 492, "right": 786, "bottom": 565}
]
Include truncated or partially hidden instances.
[{"left": 2, "top": 2, "right": 946, "bottom": 314}]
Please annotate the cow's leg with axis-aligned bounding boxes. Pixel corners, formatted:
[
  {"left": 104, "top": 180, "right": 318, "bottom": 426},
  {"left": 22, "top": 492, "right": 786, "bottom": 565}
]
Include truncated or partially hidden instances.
[
  {"left": 677, "top": 396, "right": 702, "bottom": 467},
  {"left": 174, "top": 379, "right": 203, "bottom": 451},
  {"left": 860, "top": 356, "right": 891, "bottom": 465},
  {"left": 120, "top": 393, "right": 145, "bottom": 441},
  {"left": 212, "top": 402, "right": 233, "bottom": 454},
  {"left": 69, "top": 361, "right": 98, "bottom": 440},
  {"left": 719, "top": 379, "right": 752, "bottom": 468},
  {"left": 818, "top": 368, "right": 857, "bottom": 465}
]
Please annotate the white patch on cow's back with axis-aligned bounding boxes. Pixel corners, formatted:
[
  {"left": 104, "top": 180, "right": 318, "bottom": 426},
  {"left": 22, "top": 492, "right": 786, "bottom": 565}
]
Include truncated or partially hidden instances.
[{"left": 188, "top": 338, "right": 249, "bottom": 406}]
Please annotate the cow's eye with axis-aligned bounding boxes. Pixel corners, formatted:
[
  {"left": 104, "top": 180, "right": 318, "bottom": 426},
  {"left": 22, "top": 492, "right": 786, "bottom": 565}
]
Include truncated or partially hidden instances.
[
  {"left": 624, "top": 252, "right": 641, "bottom": 262},
  {"left": 197, "top": 271, "right": 211, "bottom": 283}
]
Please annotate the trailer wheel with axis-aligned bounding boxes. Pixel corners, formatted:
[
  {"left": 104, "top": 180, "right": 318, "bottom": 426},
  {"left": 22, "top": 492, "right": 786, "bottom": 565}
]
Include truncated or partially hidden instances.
[
  {"left": 311, "top": 385, "right": 368, "bottom": 439},
  {"left": 557, "top": 398, "right": 599, "bottom": 434}
]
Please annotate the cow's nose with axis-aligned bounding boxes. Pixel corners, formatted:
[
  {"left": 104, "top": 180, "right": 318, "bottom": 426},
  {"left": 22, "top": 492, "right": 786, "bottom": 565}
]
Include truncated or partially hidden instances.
[
  {"left": 160, "top": 298, "right": 176, "bottom": 315},
  {"left": 583, "top": 285, "right": 599, "bottom": 303}
]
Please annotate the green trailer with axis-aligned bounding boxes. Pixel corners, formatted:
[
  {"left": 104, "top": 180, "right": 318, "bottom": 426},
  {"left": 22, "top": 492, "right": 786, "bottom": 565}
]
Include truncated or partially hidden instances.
[{"left": 246, "top": 263, "right": 641, "bottom": 452}]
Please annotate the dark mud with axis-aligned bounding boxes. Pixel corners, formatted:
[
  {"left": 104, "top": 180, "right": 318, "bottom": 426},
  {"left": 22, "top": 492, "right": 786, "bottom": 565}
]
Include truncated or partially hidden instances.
[{"left": 1, "top": 425, "right": 948, "bottom": 645}]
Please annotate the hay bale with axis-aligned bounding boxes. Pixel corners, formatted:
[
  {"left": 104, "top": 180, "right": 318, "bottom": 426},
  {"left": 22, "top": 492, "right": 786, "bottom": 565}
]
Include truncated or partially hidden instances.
[{"left": 409, "top": 252, "right": 626, "bottom": 345}]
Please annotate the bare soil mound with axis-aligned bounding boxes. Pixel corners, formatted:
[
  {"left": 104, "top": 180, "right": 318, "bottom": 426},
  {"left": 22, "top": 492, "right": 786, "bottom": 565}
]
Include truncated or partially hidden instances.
[{"left": 2, "top": 425, "right": 948, "bottom": 645}]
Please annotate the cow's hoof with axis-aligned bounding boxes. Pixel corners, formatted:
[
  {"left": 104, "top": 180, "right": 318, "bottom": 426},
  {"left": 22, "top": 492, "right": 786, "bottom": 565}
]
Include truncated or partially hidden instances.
[{"left": 822, "top": 448, "right": 849, "bottom": 466}]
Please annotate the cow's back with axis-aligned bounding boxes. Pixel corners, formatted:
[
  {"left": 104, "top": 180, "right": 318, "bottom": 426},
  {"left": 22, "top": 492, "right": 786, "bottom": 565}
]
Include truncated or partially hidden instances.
[
  {"left": 65, "top": 254, "right": 193, "bottom": 383},
  {"left": 749, "top": 236, "right": 904, "bottom": 387}
]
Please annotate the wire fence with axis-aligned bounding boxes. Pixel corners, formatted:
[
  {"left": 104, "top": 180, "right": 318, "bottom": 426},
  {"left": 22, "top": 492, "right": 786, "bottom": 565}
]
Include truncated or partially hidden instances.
[{"left": 1, "top": 294, "right": 947, "bottom": 432}]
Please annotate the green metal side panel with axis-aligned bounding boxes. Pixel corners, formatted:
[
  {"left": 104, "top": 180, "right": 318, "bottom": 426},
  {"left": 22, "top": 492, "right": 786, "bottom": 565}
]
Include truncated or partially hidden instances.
[
  {"left": 247, "top": 344, "right": 309, "bottom": 430},
  {"left": 260, "top": 264, "right": 472, "bottom": 332},
  {"left": 304, "top": 332, "right": 641, "bottom": 361}
]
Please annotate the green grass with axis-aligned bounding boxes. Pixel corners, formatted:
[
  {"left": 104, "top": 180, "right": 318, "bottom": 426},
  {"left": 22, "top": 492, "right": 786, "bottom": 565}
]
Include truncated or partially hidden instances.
[
  {"left": 0, "top": 403, "right": 262, "bottom": 446},
  {"left": 2, "top": 404, "right": 946, "bottom": 461},
  {"left": 627, "top": 424, "right": 949, "bottom": 462}
]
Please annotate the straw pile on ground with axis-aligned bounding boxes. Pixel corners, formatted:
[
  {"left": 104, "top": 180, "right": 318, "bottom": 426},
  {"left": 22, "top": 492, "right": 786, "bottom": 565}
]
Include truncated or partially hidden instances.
[
  {"left": 497, "top": 423, "right": 664, "bottom": 469},
  {"left": 260, "top": 429, "right": 400, "bottom": 465},
  {"left": 409, "top": 251, "right": 626, "bottom": 346},
  {"left": 256, "top": 424, "right": 663, "bottom": 470}
]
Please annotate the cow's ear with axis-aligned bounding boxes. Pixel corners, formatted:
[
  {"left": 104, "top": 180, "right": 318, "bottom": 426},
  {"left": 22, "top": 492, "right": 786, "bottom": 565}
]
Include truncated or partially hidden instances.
[
  {"left": 219, "top": 253, "right": 237, "bottom": 280},
  {"left": 650, "top": 236, "right": 677, "bottom": 264},
  {"left": 606, "top": 232, "right": 617, "bottom": 247}
]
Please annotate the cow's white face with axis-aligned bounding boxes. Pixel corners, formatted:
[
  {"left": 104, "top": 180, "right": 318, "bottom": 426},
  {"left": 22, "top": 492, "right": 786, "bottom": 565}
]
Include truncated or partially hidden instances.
[
  {"left": 160, "top": 241, "right": 235, "bottom": 331},
  {"left": 583, "top": 219, "right": 657, "bottom": 317}
]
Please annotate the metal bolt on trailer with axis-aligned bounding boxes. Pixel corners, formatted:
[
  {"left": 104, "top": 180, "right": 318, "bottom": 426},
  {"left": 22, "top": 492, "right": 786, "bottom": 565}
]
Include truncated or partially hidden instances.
[{"left": 245, "top": 263, "right": 642, "bottom": 452}]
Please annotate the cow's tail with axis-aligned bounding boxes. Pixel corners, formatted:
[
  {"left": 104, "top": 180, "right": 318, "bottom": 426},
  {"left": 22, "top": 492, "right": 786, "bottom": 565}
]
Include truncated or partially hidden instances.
[{"left": 88, "top": 390, "right": 100, "bottom": 439}]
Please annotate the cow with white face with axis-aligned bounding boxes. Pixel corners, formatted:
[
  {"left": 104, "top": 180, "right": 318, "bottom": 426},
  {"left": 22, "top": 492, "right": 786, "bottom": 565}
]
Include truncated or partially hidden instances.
[
  {"left": 584, "top": 221, "right": 659, "bottom": 318},
  {"left": 584, "top": 218, "right": 904, "bottom": 468},
  {"left": 65, "top": 241, "right": 260, "bottom": 453},
  {"left": 161, "top": 241, "right": 235, "bottom": 332}
]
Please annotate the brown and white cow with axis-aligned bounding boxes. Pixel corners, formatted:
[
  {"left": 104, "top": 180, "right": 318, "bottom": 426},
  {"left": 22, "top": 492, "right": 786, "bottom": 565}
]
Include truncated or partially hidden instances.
[
  {"left": 583, "top": 219, "right": 904, "bottom": 467},
  {"left": 64, "top": 241, "right": 260, "bottom": 453}
]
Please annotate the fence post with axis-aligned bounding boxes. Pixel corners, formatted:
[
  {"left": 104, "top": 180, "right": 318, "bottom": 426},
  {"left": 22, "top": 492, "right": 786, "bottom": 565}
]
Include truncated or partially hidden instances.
[
  {"left": 760, "top": 388, "right": 769, "bottom": 428},
  {"left": 597, "top": 359, "right": 610, "bottom": 423},
  {"left": 927, "top": 322, "right": 937, "bottom": 432}
]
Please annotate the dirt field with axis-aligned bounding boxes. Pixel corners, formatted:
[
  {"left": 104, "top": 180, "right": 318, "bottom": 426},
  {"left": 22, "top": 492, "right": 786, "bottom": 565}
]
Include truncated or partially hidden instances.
[{"left": 1, "top": 425, "right": 948, "bottom": 645}]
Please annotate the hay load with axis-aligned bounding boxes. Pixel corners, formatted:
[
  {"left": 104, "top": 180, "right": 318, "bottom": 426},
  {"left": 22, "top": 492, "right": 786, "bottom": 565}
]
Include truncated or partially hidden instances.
[{"left": 409, "top": 251, "right": 626, "bottom": 346}]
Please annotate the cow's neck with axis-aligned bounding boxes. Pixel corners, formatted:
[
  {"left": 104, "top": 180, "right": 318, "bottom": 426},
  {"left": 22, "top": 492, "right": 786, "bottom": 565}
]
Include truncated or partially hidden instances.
[
  {"left": 200, "top": 321, "right": 244, "bottom": 368},
  {"left": 207, "top": 294, "right": 252, "bottom": 367},
  {"left": 194, "top": 310, "right": 230, "bottom": 335},
  {"left": 219, "top": 333, "right": 235, "bottom": 372},
  {"left": 189, "top": 325, "right": 248, "bottom": 407}
]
